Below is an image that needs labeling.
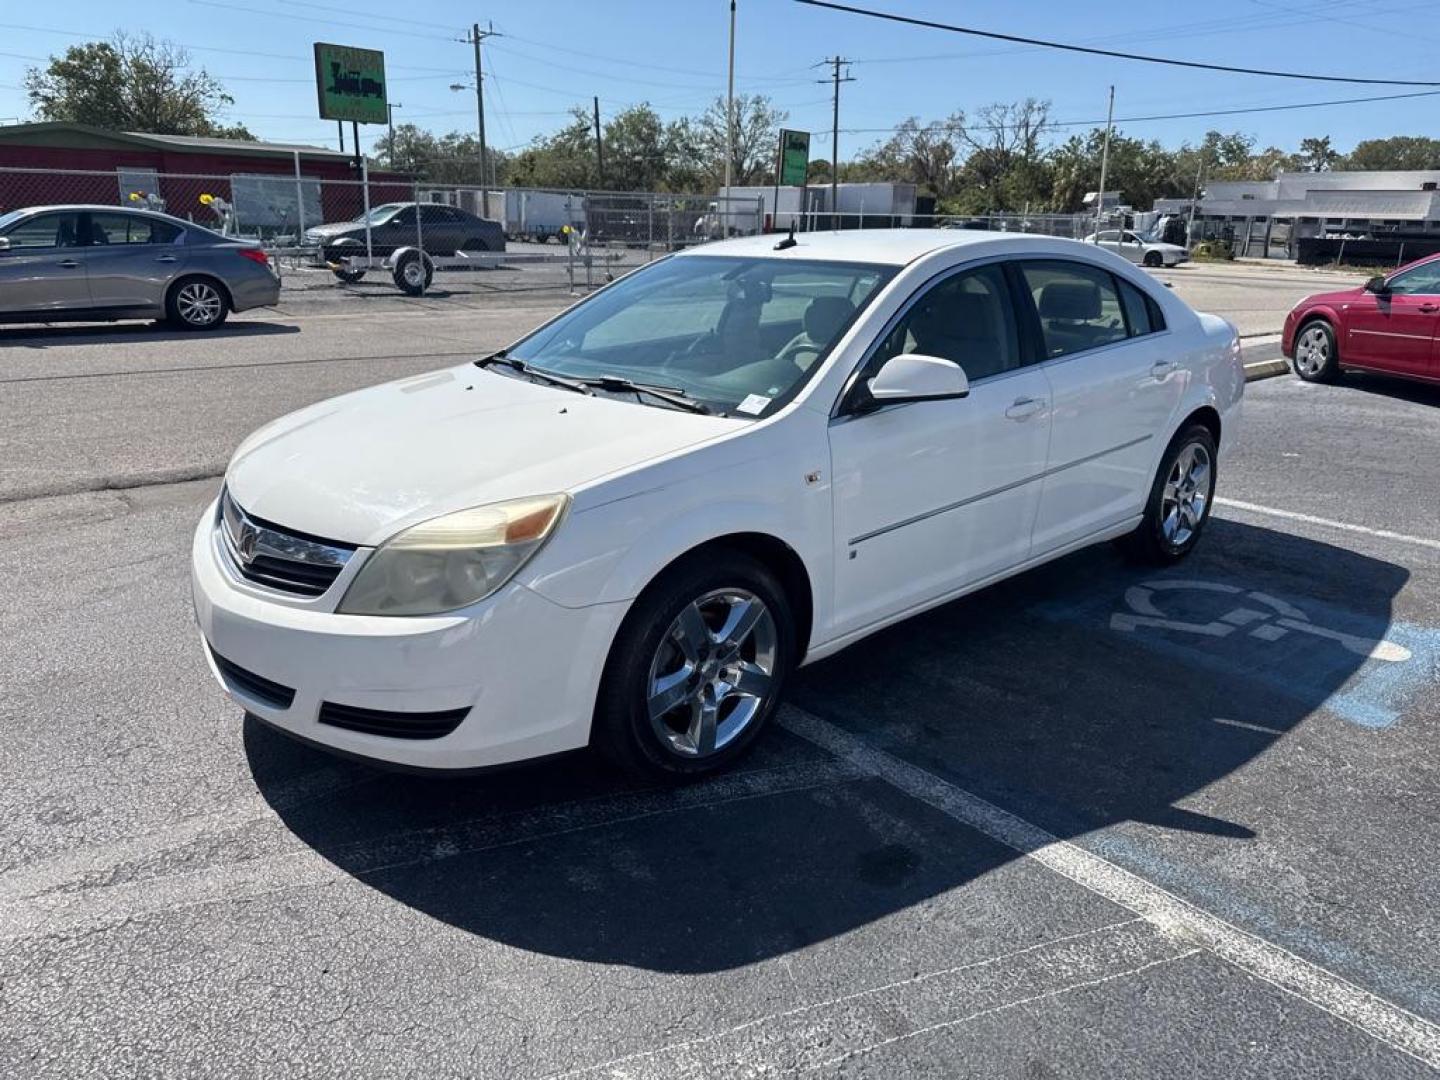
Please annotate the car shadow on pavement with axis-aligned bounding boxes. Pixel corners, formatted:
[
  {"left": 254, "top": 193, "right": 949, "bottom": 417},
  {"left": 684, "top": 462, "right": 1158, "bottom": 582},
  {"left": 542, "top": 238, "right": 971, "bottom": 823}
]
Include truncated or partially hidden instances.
[
  {"left": 0, "top": 321, "right": 300, "bottom": 345},
  {"left": 1342, "top": 371, "right": 1440, "bottom": 408},
  {"left": 247, "top": 518, "right": 1409, "bottom": 974}
]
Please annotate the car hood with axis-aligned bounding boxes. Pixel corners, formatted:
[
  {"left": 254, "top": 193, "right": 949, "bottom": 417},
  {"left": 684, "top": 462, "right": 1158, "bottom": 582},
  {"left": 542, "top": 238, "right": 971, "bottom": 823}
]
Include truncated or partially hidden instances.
[
  {"left": 225, "top": 364, "right": 741, "bottom": 547},
  {"left": 1298, "top": 286, "right": 1365, "bottom": 307}
]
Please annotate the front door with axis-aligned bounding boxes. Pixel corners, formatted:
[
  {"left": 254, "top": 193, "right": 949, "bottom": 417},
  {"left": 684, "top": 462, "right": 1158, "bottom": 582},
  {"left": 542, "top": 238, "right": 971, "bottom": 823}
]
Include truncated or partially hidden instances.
[
  {"left": 828, "top": 262, "right": 1053, "bottom": 637},
  {"left": 0, "top": 211, "right": 90, "bottom": 315},
  {"left": 1344, "top": 260, "right": 1440, "bottom": 379}
]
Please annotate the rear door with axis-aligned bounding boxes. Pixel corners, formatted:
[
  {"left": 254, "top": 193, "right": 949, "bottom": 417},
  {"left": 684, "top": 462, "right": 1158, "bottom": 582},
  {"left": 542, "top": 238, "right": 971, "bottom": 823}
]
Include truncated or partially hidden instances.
[
  {"left": 1344, "top": 260, "right": 1440, "bottom": 379},
  {"left": 80, "top": 212, "right": 186, "bottom": 312},
  {"left": 0, "top": 211, "right": 90, "bottom": 314},
  {"left": 1018, "top": 259, "right": 1184, "bottom": 554}
]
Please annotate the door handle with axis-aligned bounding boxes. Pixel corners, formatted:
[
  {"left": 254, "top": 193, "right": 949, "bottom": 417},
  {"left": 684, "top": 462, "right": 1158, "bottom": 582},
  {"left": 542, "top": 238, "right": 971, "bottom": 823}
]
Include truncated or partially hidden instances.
[
  {"left": 1419, "top": 302, "right": 1438, "bottom": 313},
  {"left": 1151, "top": 360, "right": 1178, "bottom": 378},
  {"left": 1005, "top": 397, "right": 1045, "bottom": 420},
  {"left": 155, "top": 255, "right": 178, "bottom": 263},
  {"left": 56, "top": 259, "right": 80, "bottom": 269}
]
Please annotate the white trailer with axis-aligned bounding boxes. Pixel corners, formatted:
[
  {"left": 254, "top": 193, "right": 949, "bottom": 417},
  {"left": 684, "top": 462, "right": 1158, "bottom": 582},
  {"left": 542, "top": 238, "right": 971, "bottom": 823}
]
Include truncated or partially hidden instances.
[{"left": 504, "top": 191, "right": 586, "bottom": 244}]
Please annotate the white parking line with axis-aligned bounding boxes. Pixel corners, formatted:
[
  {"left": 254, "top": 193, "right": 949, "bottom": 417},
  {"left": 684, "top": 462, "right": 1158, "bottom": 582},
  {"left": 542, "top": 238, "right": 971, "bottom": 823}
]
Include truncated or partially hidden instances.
[
  {"left": 779, "top": 706, "right": 1440, "bottom": 1071},
  {"left": 1215, "top": 497, "right": 1440, "bottom": 553}
]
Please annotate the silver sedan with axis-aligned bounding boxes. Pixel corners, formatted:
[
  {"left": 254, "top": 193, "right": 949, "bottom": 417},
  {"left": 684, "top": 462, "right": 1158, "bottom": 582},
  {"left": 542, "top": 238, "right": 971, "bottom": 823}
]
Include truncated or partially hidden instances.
[{"left": 0, "top": 204, "right": 281, "bottom": 330}]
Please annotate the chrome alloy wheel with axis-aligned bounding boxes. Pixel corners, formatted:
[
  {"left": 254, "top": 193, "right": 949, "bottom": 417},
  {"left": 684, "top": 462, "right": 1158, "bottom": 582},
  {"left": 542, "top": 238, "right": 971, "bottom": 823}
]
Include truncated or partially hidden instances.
[
  {"left": 402, "top": 259, "right": 426, "bottom": 287},
  {"left": 1161, "top": 442, "right": 1212, "bottom": 547},
  {"left": 176, "top": 281, "right": 223, "bottom": 325},
  {"left": 646, "top": 588, "right": 778, "bottom": 758},
  {"left": 1294, "top": 324, "right": 1330, "bottom": 377}
]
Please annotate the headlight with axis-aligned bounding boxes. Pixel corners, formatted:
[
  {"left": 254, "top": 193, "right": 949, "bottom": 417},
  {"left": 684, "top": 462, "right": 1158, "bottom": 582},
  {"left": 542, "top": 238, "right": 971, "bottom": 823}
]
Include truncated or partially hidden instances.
[{"left": 337, "top": 494, "right": 569, "bottom": 616}]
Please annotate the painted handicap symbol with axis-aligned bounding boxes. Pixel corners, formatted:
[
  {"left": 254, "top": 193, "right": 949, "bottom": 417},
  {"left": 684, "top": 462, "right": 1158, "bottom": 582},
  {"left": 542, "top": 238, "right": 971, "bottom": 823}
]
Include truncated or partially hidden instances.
[{"left": 1110, "top": 580, "right": 1412, "bottom": 663}]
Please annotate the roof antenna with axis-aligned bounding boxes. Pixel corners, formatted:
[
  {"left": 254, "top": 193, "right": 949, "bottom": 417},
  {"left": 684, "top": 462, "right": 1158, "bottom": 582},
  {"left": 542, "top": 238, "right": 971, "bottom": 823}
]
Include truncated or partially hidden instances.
[{"left": 774, "top": 223, "right": 797, "bottom": 250}]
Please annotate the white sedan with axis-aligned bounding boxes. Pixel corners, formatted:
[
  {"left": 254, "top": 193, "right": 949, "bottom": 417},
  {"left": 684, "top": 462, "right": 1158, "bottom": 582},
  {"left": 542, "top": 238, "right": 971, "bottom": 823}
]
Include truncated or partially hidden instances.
[
  {"left": 192, "top": 230, "right": 1242, "bottom": 778},
  {"left": 1085, "top": 229, "right": 1190, "bottom": 268}
]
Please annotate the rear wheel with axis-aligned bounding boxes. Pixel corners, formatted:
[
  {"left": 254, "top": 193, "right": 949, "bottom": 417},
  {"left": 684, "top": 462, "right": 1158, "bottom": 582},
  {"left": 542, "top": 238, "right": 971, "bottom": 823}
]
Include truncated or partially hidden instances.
[
  {"left": 332, "top": 267, "right": 367, "bottom": 284},
  {"left": 1118, "top": 424, "right": 1217, "bottom": 565},
  {"left": 1293, "top": 320, "right": 1338, "bottom": 382},
  {"left": 166, "top": 277, "right": 229, "bottom": 330},
  {"left": 593, "top": 550, "right": 796, "bottom": 781}
]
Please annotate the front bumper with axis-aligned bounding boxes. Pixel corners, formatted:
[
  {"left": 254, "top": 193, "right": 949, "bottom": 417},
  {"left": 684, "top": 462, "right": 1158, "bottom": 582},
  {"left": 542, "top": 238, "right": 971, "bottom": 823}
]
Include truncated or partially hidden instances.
[{"left": 190, "top": 500, "right": 626, "bottom": 770}]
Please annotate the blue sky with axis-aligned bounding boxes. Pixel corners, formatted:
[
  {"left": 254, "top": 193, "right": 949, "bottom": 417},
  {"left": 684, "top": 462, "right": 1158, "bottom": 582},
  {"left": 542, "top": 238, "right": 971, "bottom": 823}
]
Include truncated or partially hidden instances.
[{"left": 2, "top": 0, "right": 1436, "bottom": 160}]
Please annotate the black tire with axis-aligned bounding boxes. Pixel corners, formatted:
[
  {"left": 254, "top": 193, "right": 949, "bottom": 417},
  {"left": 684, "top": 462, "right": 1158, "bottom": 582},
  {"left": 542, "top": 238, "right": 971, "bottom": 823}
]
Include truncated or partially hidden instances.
[
  {"left": 1118, "top": 424, "right": 1218, "bottom": 565},
  {"left": 1292, "top": 318, "right": 1338, "bottom": 382},
  {"left": 1142, "top": 251, "right": 1163, "bottom": 268},
  {"left": 165, "top": 276, "right": 230, "bottom": 331},
  {"left": 391, "top": 250, "right": 434, "bottom": 296},
  {"left": 333, "top": 267, "right": 367, "bottom": 284},
  {"left": 593, "top": 549, "right": 797, "bottom": 782}
]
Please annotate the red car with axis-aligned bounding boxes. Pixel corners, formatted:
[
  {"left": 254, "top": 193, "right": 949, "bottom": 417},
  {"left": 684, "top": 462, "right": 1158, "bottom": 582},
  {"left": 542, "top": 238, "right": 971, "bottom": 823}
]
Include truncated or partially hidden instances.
[{"left": 1283, "top": 252, "right": 1440, "bottom": 385}]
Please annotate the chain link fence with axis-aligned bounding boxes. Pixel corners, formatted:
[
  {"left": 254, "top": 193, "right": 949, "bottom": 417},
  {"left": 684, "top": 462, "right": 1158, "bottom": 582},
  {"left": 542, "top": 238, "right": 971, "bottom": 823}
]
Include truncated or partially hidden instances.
[{"left": 1, "top": 165, "right": 1133, "bottom": 304}]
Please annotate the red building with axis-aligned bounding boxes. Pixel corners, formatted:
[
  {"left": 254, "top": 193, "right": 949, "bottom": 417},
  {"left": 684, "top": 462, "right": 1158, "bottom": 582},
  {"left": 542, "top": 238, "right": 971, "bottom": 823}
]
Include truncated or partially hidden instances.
[{"left": 0, "top": 122, "right": 411, "bottom": 234}]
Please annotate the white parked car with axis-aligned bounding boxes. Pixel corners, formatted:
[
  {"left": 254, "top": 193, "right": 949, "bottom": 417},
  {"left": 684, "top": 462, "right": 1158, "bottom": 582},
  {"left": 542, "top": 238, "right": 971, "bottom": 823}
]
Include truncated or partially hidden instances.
[
  {"left": 192, "top": 231, "right": 1242, "bottom": 778},
  {"left": 1085, "top": 229, "right": 1190, "bottom": 268}
]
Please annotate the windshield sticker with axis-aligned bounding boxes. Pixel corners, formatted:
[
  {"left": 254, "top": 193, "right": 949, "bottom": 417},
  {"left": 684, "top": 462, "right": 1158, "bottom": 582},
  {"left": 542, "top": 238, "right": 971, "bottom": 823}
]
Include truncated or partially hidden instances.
[{"left": 737, "top": 394, "right": 772, "bottom": 416}]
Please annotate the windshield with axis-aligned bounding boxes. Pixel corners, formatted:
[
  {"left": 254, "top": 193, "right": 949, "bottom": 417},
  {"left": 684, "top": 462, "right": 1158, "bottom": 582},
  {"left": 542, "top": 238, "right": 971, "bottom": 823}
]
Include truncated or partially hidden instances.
[
  {"left": 505, "top": 255, "right": 894, "bottom": 417},
  {"left": 0, "top": 209, "right": 25, "bottom": 232},
  {"left": 353, "top": 203, "right": 404, "bottom": 225}
]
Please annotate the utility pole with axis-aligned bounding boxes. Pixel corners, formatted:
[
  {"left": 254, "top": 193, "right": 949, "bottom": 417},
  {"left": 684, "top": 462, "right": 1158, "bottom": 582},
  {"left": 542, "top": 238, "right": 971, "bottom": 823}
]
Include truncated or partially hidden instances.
[
  {"left": 1187, "top": 154, "right": 1206, "bottom": 249},
  {"left": 818, "top": 56, "right": 854, "bottom": 229},
  {"left": 593, "top": 96, "right": 605, "bottom": 188},
  {"left": 724, "top": 0, "right": 736, "bottom": 228},
  {"left": 467, "top": 23, "right": 497, "bottom": 216},
  {"left": 1093, "top": 85, "right": 1115, "bottom": 241}
]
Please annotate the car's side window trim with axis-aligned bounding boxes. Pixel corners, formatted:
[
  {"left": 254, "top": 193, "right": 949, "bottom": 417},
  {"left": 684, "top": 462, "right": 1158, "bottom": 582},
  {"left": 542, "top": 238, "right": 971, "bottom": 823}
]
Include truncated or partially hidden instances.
[{"left": 831, "top": 254, "right": 1029, "bottom": 419}]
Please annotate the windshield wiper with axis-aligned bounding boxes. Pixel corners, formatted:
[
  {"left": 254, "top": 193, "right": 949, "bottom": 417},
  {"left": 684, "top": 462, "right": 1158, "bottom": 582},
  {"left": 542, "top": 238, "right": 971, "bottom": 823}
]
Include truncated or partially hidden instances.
[
  {"left": 583, "top": 375, "right": 714, "bottom": 414},
  {"left": 476, "top": 354, "right": 593, "bottom": 396}
]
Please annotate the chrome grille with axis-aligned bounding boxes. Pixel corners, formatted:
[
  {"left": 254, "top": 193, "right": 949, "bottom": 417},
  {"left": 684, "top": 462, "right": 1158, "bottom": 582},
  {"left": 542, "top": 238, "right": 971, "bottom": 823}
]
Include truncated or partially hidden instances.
[{"left": 218, "top": 488, "right": 355, "bottom": 598}]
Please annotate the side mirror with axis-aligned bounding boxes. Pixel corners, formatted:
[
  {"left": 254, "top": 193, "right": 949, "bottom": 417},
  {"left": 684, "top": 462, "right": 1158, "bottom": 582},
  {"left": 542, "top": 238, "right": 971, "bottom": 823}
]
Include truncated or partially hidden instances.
[
  {"left": 863, "top": 353, "right": 969, "bottom": 408},
  {"left": 0, "top": 236, "right": 10, "bottom": 252},
  {"left": 1363, "top": 275, "right": 1390, "bottom": 295}
]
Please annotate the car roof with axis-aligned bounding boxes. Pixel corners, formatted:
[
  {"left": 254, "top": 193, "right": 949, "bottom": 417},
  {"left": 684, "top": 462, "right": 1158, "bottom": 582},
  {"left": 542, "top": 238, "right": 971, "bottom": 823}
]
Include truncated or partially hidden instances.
[
  {"left": 5, "top": 204, "right": 194, "bottom": 224},
  {"left": 678, "top": 228, "right": 1097, "bottom": 267}
]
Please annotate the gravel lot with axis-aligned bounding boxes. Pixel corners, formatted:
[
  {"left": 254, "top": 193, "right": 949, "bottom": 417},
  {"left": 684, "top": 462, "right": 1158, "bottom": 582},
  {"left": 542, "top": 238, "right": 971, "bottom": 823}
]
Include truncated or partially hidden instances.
[{"left": 2, "top": 257, "right": 1437, "bottom": 1078}]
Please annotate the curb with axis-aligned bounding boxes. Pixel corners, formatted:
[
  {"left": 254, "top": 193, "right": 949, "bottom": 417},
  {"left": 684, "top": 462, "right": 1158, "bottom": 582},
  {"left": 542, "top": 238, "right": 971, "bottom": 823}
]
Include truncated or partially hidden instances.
[{"left": 1244, "top": 358, "right": 1290, "bottom": 382}]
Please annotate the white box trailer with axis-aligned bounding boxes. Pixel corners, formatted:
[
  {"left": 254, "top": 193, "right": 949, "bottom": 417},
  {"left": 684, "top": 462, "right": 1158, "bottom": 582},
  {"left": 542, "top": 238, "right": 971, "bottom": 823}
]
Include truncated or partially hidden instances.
[
  {"left": 715, "top": 186, "right": 819, "bottom": 234},
  {"left": 503, "top": 190, "right": 586, "bottom": 243}
]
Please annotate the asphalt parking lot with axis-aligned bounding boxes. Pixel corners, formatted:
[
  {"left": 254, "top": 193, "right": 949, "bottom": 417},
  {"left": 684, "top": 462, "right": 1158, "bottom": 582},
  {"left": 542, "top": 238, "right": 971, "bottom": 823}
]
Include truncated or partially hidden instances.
[{"left": 3, "top": 261, "right": 1438, "bottom": 1077}]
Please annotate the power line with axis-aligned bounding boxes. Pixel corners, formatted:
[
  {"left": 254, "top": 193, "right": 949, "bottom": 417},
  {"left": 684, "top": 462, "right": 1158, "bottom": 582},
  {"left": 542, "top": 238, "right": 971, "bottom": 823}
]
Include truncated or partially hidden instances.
[
  {"left": 833, "top": 87, "right": 1440, "bottom": 138},
  {"left": 186, "top": 0, "right": 455, "bottom": 42},
  {"left": 792, "top": 0, "right": 1440, "bottom": 86}
]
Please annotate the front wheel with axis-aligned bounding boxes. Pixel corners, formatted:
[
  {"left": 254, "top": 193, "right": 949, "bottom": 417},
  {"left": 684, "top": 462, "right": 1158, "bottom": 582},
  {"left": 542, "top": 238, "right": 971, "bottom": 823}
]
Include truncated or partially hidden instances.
[
  {"left": 166, "top": 277, "right": 229, "bottom": 330},
  {"left": 1292, "top": 320, "right": 1338, "bottom": 382},
  {"left": 1118, "top": 424, "right": 1217, "bottom": 565},
  {"left": 1143, "top": 251, "right": 1163, "bottom": 268},
  {"left": 593, "top": 550, "right": 796, "bottom": 781},
  {"left": 333, "top": 267, "right": 367, "bottom": 284}
]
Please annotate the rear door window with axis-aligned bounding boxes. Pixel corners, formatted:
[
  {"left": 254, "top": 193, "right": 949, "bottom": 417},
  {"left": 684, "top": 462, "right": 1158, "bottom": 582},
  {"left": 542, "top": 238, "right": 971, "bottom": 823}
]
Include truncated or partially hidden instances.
[
  {"left": 1019, "top": 261, "right": 1129, "bottom": 359},
  {"left": 85, "top": 213, "right": 182, "bottom": 245}
]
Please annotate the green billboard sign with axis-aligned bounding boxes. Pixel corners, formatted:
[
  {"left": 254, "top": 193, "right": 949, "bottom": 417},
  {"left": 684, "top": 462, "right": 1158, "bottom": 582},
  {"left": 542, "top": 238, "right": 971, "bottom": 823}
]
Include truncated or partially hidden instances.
[
  {"left": 313, "top": 42, "right": 388, "bottom": 125},
  {"left": 778, "top": 129, "right": 811, "bottom": 186}
]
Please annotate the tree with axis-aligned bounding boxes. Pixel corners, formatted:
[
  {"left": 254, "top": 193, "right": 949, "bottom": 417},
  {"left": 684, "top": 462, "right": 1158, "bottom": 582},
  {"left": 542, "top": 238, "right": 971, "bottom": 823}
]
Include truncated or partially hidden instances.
[
  {"left": 951, "top": 99, "right": 1053, "bottom": 213},
  {"left": 1298, "top": 135, "right": 1340, "bottom": 172},
  {"left": 506, "top": 109, "right": 598, "bottom": 189},
  {"left": 375, "top": 123, "right": 511, "bottom": 185},
  {"left": 25, "top": 33, "right": 251, "bottom": 139},
  {"left": 675, "top": 94, "right": 787, "bottom": 188},
  {"left": 851, "top": 115, "right": 965, "bottom": 200},
  {"left": 1343, "top": 136, "right": 1440, "bottom": 171},
  {"left": 601, "top": 105, "right": 675, "bottom": 191}
]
